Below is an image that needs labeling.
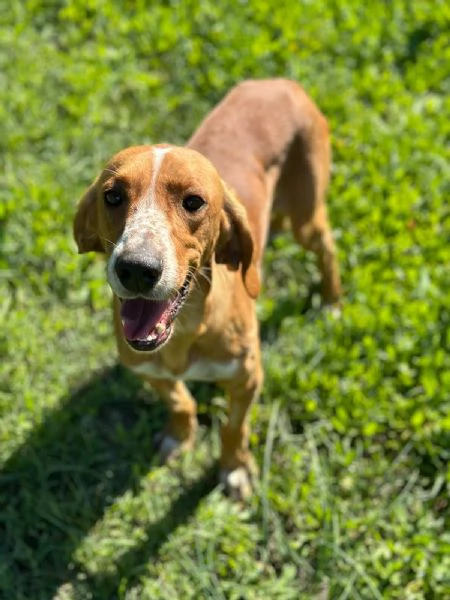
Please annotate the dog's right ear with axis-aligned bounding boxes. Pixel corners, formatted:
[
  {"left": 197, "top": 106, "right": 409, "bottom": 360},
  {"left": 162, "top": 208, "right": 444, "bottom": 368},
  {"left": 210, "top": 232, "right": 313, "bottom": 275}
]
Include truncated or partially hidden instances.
[{"left": 73, "top": 180, "right": 104, "bottom": 253}]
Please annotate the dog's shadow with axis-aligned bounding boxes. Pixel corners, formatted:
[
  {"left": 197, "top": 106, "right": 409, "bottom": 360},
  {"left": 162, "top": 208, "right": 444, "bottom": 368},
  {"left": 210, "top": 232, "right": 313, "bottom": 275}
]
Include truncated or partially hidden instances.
[{"left": 1, "top": 365, "right": 216, "bottom": 599}]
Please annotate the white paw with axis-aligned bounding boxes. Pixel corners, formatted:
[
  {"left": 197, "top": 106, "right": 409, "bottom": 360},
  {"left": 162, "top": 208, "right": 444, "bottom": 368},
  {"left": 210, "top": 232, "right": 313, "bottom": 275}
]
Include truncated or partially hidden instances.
[
  {"left": 154, "top": 433, "right": 183, "bottom": 464},
  {"left": 154, "top": 431, "right": 196, "bottom": 464},
  {"left": 220, "top": 466, "right": 253, "bottom": 501},
  {"left": 158, "top": 434, "right": 182, "bottom": 463},
  {"left": 324, "top": 304, "right": 342, "bottom": 319}
]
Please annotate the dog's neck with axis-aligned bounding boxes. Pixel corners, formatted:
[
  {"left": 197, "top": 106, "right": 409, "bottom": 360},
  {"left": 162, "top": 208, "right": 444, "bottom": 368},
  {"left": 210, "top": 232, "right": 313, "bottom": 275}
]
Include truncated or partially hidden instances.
[{"left": 172, "top": 264, "right": 213, "bottom": 338}]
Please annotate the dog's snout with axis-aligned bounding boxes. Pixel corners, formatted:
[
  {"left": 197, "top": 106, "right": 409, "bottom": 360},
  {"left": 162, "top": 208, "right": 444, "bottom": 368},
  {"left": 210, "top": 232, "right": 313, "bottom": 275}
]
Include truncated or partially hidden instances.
[{"left": 115, "top": 255, "right": 163, "bottom": 294}]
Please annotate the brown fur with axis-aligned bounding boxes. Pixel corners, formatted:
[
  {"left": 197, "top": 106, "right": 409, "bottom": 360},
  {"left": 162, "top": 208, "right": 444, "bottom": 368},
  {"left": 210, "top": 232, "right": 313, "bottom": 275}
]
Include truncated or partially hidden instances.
[{"left": 74, "top": 79, "right": 341, "bottom": 499}]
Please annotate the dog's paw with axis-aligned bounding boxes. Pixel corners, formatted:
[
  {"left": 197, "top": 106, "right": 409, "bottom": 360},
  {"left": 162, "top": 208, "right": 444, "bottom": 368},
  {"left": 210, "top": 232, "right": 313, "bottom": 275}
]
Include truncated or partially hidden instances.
[
  {"left": 154, "top": 432, "right": 195, "bottom": 464},
  {"left": 323, "top": 303, "right": 342, "bottom": 319},
  {"left": 220, "top": 466, "right": 254, "bottom": 501},
  {"left": 156, "top": 434, "right": 182, "bottom": 463}
]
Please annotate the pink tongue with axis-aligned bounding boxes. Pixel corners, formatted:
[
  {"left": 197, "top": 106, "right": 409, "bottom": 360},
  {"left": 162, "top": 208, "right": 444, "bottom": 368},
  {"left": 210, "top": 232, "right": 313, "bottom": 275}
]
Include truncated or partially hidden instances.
[{"left": 120, "top": 298, "right": 170, "bottom": 341}]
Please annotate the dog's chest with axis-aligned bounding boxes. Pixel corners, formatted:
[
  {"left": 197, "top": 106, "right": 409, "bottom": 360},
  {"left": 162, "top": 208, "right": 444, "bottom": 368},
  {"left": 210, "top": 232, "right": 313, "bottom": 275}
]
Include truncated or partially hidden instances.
[{"left": 130, "top": 356, "right": 240, "bottom": 382}]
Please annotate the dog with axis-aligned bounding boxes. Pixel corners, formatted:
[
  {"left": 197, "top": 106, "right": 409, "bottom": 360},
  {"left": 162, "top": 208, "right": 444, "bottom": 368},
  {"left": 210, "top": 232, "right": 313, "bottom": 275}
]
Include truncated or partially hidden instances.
[{"left": 74, "top": 79, "right": 341, "bottom": 500}]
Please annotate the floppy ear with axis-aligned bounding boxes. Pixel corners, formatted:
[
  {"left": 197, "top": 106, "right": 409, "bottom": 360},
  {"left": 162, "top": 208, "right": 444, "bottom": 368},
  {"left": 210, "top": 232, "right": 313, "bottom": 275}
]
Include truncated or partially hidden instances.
[
  {"left": 73, "top": 180, "right": 104, "bottom": 253},
  {"left": 215, "top": 183, "right": 260, "bottom": 299}
]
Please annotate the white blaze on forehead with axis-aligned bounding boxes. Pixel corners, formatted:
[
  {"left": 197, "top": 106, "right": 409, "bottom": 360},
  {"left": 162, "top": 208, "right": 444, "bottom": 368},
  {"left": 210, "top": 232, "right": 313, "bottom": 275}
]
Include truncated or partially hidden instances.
[
  {"left": 149, "top": 147, "right": 172, "bottom": 202},
  {"left": 107, "top": 146, "right": 178, "bottom": 300}
]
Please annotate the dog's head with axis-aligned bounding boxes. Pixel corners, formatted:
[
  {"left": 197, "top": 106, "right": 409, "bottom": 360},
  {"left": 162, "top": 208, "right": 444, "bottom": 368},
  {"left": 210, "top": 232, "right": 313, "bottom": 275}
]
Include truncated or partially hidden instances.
[{"left": 74, "top": 145, "right": 259, "bottom": 352}]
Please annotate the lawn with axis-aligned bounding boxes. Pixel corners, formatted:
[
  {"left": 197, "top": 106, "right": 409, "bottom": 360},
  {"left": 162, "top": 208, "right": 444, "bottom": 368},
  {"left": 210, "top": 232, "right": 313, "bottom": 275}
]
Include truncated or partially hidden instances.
[{"left": 1, "top": 1, "right": 449, "bottom": 598}]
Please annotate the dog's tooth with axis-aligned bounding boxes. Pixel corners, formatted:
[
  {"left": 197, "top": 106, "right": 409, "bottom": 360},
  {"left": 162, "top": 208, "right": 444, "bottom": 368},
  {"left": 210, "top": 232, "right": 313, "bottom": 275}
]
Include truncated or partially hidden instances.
[{"left": 155, "top": 323, "right": 165, "bottom": 334}]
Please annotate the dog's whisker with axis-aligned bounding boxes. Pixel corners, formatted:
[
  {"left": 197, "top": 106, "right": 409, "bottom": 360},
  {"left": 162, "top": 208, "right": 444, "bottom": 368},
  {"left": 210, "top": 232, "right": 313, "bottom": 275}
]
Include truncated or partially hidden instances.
[
  {"left": 186, "top": 266, "right": 212, "bottom": 288},
  {"left": 198, "top": 270, "right": 212, "bottom": 286},
  {"left": 100, "top": 236, "right": 118, "bottom": 249},
  {"left": 190, "top": 270, "right": 209, "bottom": 289}
]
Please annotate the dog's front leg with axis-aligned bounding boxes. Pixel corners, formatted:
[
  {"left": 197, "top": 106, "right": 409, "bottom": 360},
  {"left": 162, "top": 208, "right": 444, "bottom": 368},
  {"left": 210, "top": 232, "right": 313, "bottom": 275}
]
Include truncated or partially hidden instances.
[
  {"left": 219, "top": 357, "right": 263, "bottom": 501},
  {"left": 147, "top": 379, "right": 198, "bottom": 463}
]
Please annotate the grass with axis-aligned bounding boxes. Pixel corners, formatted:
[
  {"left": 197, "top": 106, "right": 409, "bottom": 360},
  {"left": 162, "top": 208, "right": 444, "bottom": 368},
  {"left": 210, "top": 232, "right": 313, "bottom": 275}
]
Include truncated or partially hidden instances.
[{"left": 1, "top": 0, "right": 450, "bottom": 598}]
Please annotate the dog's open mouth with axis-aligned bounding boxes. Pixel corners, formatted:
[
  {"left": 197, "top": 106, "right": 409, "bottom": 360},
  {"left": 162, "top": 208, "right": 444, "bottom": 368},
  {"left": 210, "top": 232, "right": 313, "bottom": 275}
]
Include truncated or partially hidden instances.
[{"left": 120, "top": 272, "right": 192, "bottom": 352}]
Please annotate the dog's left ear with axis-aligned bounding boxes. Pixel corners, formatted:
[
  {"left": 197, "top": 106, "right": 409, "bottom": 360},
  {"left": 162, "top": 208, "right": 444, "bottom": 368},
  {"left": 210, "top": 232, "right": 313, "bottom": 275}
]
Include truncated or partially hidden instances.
[
  {"left": 215, "top": 183, "right": 260, "bottom": 299},
  {"left": 73, "top": 179, "right": 104, "bottom": 253}
]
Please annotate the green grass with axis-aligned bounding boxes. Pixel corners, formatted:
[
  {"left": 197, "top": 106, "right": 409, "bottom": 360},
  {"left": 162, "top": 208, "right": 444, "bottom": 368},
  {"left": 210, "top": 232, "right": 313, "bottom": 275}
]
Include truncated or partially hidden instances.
[{"left": 1, "top": 1, "right": 450, "bottom": 598}]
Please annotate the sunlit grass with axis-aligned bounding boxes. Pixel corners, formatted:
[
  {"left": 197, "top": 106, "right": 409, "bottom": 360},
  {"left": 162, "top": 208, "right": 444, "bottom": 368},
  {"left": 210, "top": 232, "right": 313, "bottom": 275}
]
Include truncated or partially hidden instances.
[{"left": 1, "top": 1, "right": 449, "bottom": 598}]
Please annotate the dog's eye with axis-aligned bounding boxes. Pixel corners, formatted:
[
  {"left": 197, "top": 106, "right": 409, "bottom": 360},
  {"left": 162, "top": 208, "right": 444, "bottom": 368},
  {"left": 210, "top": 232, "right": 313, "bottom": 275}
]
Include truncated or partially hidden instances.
[
  {"left": 104, "top": 189, "right": 123, "bottom": 207},
  {"left": 182, "top": 195, "right": 205, "bottom": 213}
]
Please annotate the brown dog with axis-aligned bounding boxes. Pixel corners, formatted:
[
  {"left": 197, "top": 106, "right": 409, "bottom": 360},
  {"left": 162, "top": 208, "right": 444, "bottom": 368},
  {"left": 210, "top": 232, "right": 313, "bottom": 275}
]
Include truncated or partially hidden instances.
[{"left": 74, "top": 79, "right": 341, "bottom": 500}]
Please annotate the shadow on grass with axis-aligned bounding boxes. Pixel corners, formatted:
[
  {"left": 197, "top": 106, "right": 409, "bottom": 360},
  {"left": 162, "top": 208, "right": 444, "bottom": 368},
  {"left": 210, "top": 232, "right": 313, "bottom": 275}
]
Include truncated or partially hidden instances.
[
  {"left": 0, "top": 364, "right": 215, "bottom": 600},
  {"left": 82, "top": 463, "right": 217, "bottom": 598}
]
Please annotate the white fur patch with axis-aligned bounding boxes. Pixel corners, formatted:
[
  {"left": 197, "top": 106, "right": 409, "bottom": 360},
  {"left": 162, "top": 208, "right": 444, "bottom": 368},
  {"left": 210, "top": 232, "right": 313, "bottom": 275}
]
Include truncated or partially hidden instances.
[
  {"left": 220, "top": 467, "right": 252, "bottom": 500},
  {"left": 131, "top": 357, "right": 240, "bottom": 382},
  {"left": 150, "top": 147, "right": 172, "bottom": 200}
]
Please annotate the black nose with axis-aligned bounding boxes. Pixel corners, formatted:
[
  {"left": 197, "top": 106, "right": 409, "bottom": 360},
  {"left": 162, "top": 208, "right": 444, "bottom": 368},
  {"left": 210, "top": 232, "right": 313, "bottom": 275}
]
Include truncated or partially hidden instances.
[{"left": 115, "top": 255, "right": 163, "bottom": 294}]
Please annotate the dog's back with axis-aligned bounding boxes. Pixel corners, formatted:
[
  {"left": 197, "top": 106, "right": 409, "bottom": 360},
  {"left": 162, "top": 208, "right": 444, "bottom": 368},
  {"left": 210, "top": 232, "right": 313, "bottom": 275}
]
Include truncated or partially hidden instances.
[{"left": 188, "top": 79, "right": 338, "bottom": 304}]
